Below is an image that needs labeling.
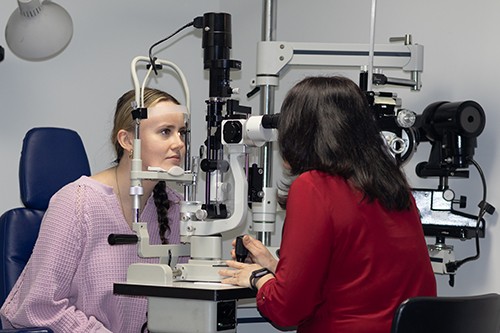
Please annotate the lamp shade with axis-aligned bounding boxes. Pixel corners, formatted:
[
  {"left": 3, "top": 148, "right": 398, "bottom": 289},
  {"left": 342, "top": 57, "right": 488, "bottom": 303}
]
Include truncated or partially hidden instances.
[{"left": 5, "top": 0, "right": 73, "bottom": 61}]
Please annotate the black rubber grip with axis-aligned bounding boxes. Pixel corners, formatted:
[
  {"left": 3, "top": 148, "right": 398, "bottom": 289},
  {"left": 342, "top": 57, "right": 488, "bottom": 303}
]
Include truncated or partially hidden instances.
[{"left": 235, "top": 235, "right": 249, "bottom": 262}]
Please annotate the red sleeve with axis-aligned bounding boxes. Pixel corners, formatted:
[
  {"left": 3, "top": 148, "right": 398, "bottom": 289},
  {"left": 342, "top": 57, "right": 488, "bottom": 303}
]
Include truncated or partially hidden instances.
[{"left": 257, "top": 174, "right": 334, "bottom": 327}]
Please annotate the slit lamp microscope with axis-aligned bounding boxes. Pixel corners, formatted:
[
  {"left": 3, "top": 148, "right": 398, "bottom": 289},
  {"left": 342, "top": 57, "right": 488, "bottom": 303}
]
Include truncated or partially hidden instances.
[
  {"left": 111, "top": 13, "right": 277, "bottom": 333},
  {"left": 110, "top": 8, "right": 496, "bottom": 333}
]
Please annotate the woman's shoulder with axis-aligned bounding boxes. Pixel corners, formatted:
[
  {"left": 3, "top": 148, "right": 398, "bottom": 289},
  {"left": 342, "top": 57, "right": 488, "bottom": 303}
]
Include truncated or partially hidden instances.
[
  {"left": 51, "top": 175, "right": 114, "bottom": 203},
  {"left": 45, "top": 176, "right": 123, "bottom": 234},
  {"left": 165, "top": 185, "right": 183, "bottom": 203},
  {"left": 290, "top": 171, "right": 354, "bottom": 201},
  {"left": 294, "top": 170, "right": 344, "bottom": 188}
]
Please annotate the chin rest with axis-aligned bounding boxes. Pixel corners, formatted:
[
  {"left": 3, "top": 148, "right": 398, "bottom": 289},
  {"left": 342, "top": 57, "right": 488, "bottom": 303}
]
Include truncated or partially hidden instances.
[{"left": 0, "top": 127, "right": 90, "bottom": 331}]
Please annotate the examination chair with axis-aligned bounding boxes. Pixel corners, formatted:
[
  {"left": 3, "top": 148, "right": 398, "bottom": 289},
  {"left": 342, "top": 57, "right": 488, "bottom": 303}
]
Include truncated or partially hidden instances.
[
  {"left": 391, "top": 293, "right": 500, "bottom": 333},
  {"left": 0, "top": 127, "right": 91, "bottom": 332}
]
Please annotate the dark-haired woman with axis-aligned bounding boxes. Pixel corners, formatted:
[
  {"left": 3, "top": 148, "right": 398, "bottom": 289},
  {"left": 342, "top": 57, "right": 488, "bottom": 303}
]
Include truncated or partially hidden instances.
[
  {"left": 1, "top": 88, "right": 186, "bottom": 332},
  {"left": 220, "top": 76, "right": 436, "bottom": 333}
]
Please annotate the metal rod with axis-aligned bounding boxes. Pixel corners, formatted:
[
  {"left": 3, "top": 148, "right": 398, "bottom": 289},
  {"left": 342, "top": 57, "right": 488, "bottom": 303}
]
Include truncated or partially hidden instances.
[
  {"left": 257, "top": 0, "right": 278, "bottom": 246},
  {"left": 261, "top": 0, "right": 277, "bottom": 186},
  {"left": 367, "top": 0, "right": 377, "bottom": 92}
]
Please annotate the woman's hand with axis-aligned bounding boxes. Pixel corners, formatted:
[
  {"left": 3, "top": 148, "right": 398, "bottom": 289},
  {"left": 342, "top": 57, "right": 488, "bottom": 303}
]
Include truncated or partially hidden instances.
[
  {"left": 219, "top": 261, "right": 262, "bottom": 288},
  {"left": 230, "top": 234, "right": 278, "bottom": 273}
]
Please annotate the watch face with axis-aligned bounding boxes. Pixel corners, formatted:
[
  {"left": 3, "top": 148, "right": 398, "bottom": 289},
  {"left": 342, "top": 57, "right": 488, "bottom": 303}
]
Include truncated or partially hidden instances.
[
  {"left": 253, "top": 268, "right": 270, "bottom": 278},
  {"left": 250, "top": 268, "right": 273, "bottom": 291}
]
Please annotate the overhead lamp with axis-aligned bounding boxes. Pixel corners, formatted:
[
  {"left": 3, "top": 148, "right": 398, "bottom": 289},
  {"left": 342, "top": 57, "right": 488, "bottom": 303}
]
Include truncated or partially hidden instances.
[{"left": 5, "top": 0, "right": 73, "bottom": 61}]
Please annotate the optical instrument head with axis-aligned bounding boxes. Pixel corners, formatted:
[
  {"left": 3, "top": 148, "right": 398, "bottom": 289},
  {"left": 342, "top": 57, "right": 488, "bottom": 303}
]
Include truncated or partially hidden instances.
[
  {"left": 415, "top": 100, "right": 485, "bottom": 178},
  {"left": 198, "top": 12, "right": 241, "bottom": 98}
]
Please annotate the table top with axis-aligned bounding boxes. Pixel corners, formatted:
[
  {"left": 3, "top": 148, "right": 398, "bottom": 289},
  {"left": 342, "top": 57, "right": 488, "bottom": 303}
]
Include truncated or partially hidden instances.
[{"left": 114, "top": 281, "right": 257, "bottom": 301}]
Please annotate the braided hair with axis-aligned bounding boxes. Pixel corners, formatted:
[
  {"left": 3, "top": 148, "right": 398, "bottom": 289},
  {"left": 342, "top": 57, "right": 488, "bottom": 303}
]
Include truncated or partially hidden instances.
[
  {"left": 153, "top": 181, "right": 171, "bottom": 244},
  {"left": 112, "top": 88, "right": 181, "bottom": 244}
]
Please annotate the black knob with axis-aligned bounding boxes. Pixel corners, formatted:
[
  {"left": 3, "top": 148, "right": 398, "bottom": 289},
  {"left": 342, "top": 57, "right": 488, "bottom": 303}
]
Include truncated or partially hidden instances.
[{"left": 235, "top": 235, "right": 248, "bottom": 263}]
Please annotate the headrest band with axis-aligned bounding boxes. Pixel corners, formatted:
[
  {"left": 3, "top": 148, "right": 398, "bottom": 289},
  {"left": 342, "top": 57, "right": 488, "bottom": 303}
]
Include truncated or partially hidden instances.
[{"left": 168, "top": 105, "right": 189, "bottom": 115}]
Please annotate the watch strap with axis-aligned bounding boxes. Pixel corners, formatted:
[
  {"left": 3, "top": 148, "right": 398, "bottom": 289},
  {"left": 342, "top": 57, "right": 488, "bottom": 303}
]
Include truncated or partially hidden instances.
[{"left": 249, "top": 267, "right": 274, "bottom": 291}]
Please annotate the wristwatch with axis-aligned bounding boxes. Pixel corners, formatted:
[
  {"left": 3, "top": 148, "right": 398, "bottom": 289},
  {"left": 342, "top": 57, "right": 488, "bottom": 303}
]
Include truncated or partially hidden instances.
[{"left": 249, "top": 268, "right": 274, "bottom": 291}]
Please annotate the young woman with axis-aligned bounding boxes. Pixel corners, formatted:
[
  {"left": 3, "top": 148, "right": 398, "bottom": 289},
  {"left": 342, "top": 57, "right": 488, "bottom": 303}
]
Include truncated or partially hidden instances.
[
  {"left": 1, "top": 88, "right": 186, "bottom": 332},
  {"left": 220, "top": 76, "right": 436, "bottom": 333}
]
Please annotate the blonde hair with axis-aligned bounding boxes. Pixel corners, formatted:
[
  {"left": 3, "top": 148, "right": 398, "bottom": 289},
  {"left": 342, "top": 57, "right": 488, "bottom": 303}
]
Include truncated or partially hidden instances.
[
  {"left": 111, "top": 88, "right": 180, "bottom": 163},
  {"left": 111, "top": 87, "right": 181, "bottom": 244}
]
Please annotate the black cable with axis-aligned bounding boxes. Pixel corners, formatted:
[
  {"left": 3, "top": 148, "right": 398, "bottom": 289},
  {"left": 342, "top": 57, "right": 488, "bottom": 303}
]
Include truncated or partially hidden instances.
[
  {"left": 446, "top": 158, "right": 487, "bottom": 272},
  {"left": 148, "top": 20, "right": 197, "bottom": 75}
]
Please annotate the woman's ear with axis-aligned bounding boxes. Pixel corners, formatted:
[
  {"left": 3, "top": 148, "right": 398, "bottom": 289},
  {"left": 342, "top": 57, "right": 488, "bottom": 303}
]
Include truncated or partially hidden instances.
[{"left": 117, "top": 129, "right": 133, "bottom": 152}]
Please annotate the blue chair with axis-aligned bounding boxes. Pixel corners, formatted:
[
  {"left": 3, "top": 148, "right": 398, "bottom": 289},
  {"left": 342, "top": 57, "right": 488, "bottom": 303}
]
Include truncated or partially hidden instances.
[
  {"left": 391, "top": 293, "right": 500, "bottom": 333},
  {"left": 0, "top": 127, "right": 91, "bottom": 332}
]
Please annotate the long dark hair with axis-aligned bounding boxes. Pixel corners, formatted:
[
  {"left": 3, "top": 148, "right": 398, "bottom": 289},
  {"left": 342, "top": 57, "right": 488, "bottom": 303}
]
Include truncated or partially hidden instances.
[
  {"left": 278, "top": 76, "right": 412, "bottom": 211},
  {"left": 112, "top": 88, "right": 181, "bottom": 244}
]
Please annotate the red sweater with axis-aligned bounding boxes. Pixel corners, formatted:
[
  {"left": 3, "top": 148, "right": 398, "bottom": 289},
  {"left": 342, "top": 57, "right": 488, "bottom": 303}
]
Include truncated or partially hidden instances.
[{"left": 257, "top": 171, "right": 436, "bottom": 333}]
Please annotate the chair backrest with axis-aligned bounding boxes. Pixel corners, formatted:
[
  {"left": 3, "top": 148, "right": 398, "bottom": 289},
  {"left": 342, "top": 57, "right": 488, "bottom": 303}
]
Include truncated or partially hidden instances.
[
  {"left": 0, "top": 127, "right": 91, "bottom": 311},
  {"left": 391, "top": 293, "right": 500, "bottom": 333}
]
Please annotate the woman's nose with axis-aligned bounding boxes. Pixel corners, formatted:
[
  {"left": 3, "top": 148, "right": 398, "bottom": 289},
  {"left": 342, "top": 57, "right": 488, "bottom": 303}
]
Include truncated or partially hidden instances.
[{"left": 172, "top": 131, "right": 185, "bottom": 150}]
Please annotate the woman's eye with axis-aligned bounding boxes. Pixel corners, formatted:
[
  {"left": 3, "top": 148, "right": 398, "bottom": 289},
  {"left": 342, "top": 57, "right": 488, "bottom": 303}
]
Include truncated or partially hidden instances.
[{"left": 160, "top": 128, "right": 171, "bottom": 136}]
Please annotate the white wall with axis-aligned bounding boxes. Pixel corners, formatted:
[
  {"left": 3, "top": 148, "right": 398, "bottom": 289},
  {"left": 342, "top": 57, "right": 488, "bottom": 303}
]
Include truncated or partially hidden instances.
[{"left": 1, "top": 0, "right": 499, "bottom": 302}]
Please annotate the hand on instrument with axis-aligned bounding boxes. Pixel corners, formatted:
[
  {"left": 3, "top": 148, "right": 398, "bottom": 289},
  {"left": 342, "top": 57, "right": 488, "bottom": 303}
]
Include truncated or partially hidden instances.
[
  {"left": 219, "top": 261, "right": 262, "bottom": 288},
  {"left": 230, "top": 234, "right": 278, "bottom": 273}
]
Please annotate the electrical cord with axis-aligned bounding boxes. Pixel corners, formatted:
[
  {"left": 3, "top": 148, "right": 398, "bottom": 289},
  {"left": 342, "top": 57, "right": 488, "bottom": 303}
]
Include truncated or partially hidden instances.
[
  {"left": 445, "top": 158, "right": 495, "bottom": 275},
  {"left": 148, "top": 17, "right": 203, "bottom": 76}
]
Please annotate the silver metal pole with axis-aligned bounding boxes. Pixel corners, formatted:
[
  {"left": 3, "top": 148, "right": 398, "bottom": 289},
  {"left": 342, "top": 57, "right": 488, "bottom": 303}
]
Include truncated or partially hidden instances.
[{"left": 257, "top": 0, "right": 277, "bottom": 246}]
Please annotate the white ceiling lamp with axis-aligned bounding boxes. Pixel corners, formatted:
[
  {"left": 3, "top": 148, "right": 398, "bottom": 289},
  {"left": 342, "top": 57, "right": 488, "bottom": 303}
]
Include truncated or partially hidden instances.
[{"left": 5, "top": 0, "right": 73, "bottom": 61}]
